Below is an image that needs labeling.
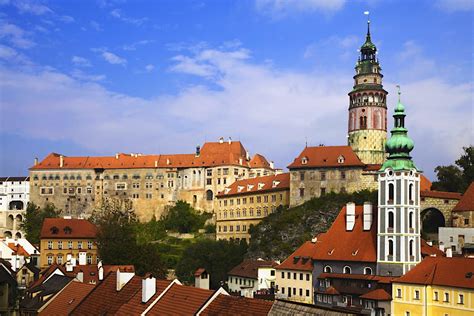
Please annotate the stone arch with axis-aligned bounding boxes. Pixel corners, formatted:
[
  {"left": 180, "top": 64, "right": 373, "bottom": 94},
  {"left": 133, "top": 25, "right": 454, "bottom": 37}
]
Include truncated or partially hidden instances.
[
  {"left": 9, "top": 200, "right": 24, "bottom": 211},
  {"left": 421, "top": 208, "right": 446, "bottom": 241},
  {"left": 15, "top": 232, "right": 22, "bottom": 238},
  {"left": 7, "top": 215, "right": 14, "bottom": 230},
  {"left": 206, "top": 190, "right": 213, "bottom": 201},
  {"left": 3, "top": 231, "right": 12, "bottom": 238}
]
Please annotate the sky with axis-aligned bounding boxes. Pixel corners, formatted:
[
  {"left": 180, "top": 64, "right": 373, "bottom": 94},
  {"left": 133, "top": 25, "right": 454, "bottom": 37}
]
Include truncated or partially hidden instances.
[{"left": 0, "top": 0, "right": 472, "bottom": 180}]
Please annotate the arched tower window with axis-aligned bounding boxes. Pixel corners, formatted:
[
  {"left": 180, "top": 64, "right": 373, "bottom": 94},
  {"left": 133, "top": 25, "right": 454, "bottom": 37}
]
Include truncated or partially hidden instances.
[
  {"left": 409, "top": 183, "right": 414, "bottom": 202},
  {"left": 343, "top": 266, "right": 351, "bottom": 274},
  {"left": 388, "top": 183, "right": 394, "bottom": 202},
  {"left": 360, "top": 116, "right": 367, "bottom": 129},
  {"left": 324, "top": 266, "right": 332, "bottom": 273},
  {"left": 409, "top": 240, "right": 414, "bottom": 258},
  {"left": 388, "top": 239, "right": 394, "bottom": 256},
  {"left": 388, "top": 211, "right": 394, "bottom": 231},
  {"left": 409, "top": 211, "right": 414, "bottom": 229}
]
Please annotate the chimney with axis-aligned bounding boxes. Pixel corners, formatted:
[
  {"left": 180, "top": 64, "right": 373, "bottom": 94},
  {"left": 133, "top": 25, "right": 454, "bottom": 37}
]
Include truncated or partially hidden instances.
[
  {"left": 66, "top": 262, "right": 74, "bottom": 272},
  {"left": 270, "top": 161, "right": 275, "bottom": 169},
  {"left": 346, "top": 202, "right": 356, "bottom": 231},
  {"left": 246, "top": 151, "right": 250, "bottom": 160},
  {"left": 76, "top": 271, "right": 84, "bottom": 283},
  {"left": 239, "top": 157, "right": 243, "bottom": 165},
  {"left": 196, "top": 145, "right": 201, "bottom": 157},
  {"left": 363, "top": 202, "right": 373, "bottom": 231},
  {"left": 166, "top": 158, "right": 170, "bottom": 165},
  {"left": 115, "top": 153, "right": 119, "bottom": 159},
  {"left": 98, "top": 261, "right": 104, "bottom": 281},
  {"left": 154, "top": 160, "right": 158, "bottom": 168},
  {"left": 142, "top": 275, "right": 156, "bottom": 303},
  {"left": 439, "top": 244, "right": 445, "bottom": 252},
  {"left": 116, "top": 268, "right": 134, "bottom": 291},
  {"left": 78, "top": 252, "right": 86, "bottom": 265},
  {"left": 59, "top": 155, "right": 64, "bottom": 168},
  {"left": 228, "top": 137, "right": 232, "bottom": 144},
  {"left": 34, "top": 157, "right": 38, "bottom": 166},
  {"left": 446, "top": 248, "right": 453, "bottom": 257},
  {"left": 219, "top": 137, "right": 224, "bottom": 144},
  {"left": 427, "top": 241, "right": 433, "bottom": 246}
]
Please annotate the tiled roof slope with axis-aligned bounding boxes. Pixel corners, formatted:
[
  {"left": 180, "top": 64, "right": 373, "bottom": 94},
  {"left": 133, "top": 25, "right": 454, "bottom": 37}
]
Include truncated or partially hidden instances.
[
  {"left": 146, "top": 283, "right": 215, "bottom": 315},
  {"left": 115, "top": 279, "right": 172, "bottom": 315},
  {"left": 8, "top": 243, "right": 29, "bottom": 256},
  {"left": 359, "top": 288, "right": 392, "bottom": 301},
  {"left": 228, "top": 260, "right": 278, "bottom": 279},
  {"left": 249, "top": 154, "right": 271, "bottom": 168},
  {"left": 313, "top": 205, "right": 377, "bottom": 262},
  {"left": 40, "top": 218, "right": 97, "bottom": 239},
  {"left": 395, "top": 257, "right": 474, "bottom": 289},
  {"left": 0, "top": 176, "right": 29, "bottom": 182},
  {"left": 200, "top": 294, "right": 273, "bottom": 316},
  {"left": 70, "top": 272, "right": 141, "bottom": 315},
  {"left": 421, "top": 190, "right": 462, "bottom": 200},
  {"left": 420, "top": 174, "right": 432, "bottom": 191},
  {"left": 453, "top": 182, "right": 474, "bottom": 212},
  {"left": 277, "top": 240, "right": 317, "bottom": 271},
  {"left": 217, "top": 173, "right": 289, "bottom": 197},
  {"left": 38, "top": 281, "right": 95, "bottom": 316},
  {"left": 288, "top": 146, "right": 365, "bottom": 169},
  {"left": 30, "top": 141, "right": 269, "bottom": 170},
  {"left": 421, "top": 239, "right": 445, "bottom": 257}
]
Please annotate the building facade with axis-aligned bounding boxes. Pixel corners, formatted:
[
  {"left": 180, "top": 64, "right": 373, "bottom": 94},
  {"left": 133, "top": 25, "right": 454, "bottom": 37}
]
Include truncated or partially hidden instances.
[
  {"left": 0, "top": 177, "right": 29, "bottom": 238},
  {"left": 215, "top": 173, "right": 289, "bottom": 242},
  {"left": 227, "top": 259, "right": 278, "bottom": 298},
  {"left": 439, "top": 227, "right": 474, "bottom": 255},
  {"left": 29, "top": 139, "right": 275, "bottom": 221},
  {"left": 39, "top": 218, "right": 98, "bottom": 268},
  {"left": 452, "top": 182, "right": 474, "bottom": 228}
]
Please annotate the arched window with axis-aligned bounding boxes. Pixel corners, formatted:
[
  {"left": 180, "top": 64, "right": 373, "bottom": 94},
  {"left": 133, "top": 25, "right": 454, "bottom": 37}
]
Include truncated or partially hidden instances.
[
  {"left": 409, "top": 240, "right": 414, "bottom": 258},
  {"left": 324, "top": 266, "right": 332, "bottom": 273},
  {"left": 388, "top": 183, "right": 394, "bottom": 202},
  {"left": 206, "top": 190, "right": 213, "bottom": 201},
  {"left": 364, "top": 267, "right": 372, "bottom": 275},
  {"left": 388, "top": 239, "right": 394, "bottom": 256},
  {"left": 409, "top": 183, "right": 414, "bottom": 202},
  {"left": 388, "top": 211, "right": 394, "bottom": 230},
  {"left": 343, "top": 266, "right": 351, "bottom": 274},
  {"left": 409, "top": 212, "right": 414, "bottom": 229}
]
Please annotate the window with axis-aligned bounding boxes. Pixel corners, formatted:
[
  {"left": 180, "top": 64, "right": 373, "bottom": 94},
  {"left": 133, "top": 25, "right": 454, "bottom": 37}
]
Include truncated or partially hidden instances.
[
  {"left": 306, "top": 274, "right": 310, "bottom": 281},
  {"left": 343, "top": 266, "right": 351, "bottom": 274},
  {"left": 306, "top": 289, "right": 310, "bottom": 297},
  {"left": 206, "top": 190, "right": 213, "bottom": 201},
  {"left": 414, "top": 290, "right": 420, "bottom": 300},
  {"left": 146, "top": 193, "right": 152, "bottom": 199},
  {"left": 58, "top": 241, "right": 63, "bottom": 250},
  {"left": 323, "top": 266, "right": 332, "bottom": 273},
  {"left": 57, "top": 255, "right": 63, "bottom": 264},
  {"left": 364, "top": 267, "right": 372, "bottom": 275},
  {"left": 444, "top": 292, "right": 449, "bottom": 302},
  {"left": 299, "top": 288, "right": 303, "bottom": 296},
  {"left": 132, "top": 183, "right": 140, "bottom": 189},
  {"left": 87, "top": 254, "right": 92, "bottom": 264},
  {"left": 300, "top": 172, "right": 305, "bottom": 181},
  {"left": 320, "top": 172, "right": 326, "bottom": 181},
  {"left": 300, "top": 273, "right": 303, "bottom": 280},
  {"left": 405, "top": 312, "right": 410, "bottom": 316},
  {"left": 409, "top": 212, "right": 414, "bottom": 229},
  {"left": 68, "top": 241, "right": 73, "bottom": 249},
  {"left": 88, "top": 241, "right": 93, "bottom": 249},
  {"left": 458, "top": 294, "right": 464, "bottom": 304},
  {"left": 281, "top": 272, "right": 284, "bottom": 278},
  {"left": 388, "top": 211, "right": 394, "bottom": 230},
  {"left": 409, "top": 183, "right": 414, "bottom": 201},
  {"left": 299, "top": 188, "right": 305, "bottom": 197},
  {"left": 86, "top": 187, "right": 92, "bottom": 194},
  {"left": 434, "top": 291, "right": 439, "bottom": 301},
  {"left": 40, "top": 187, "right": 54, "bottom": 195},
  {"left": 320, "top": 188, "right": 326, "bottom": 195},
  {"left": 341, "top": 171, "right": 346, "bottom": 179},
  {"left": 47, "top": 241, "right": 53, "bottom": 250},
  {"left": 388, "top": 239, "right": 394, "bottom": 257},
  {"left": 242, "top": 225, "right": 247, "bottom": 231},
  {"left": 115, "top": 183, "right": 127, "bottom": 190},
  {"left": 132, "top": 193, "right": 139, "bottom": 199},
  {"left": 145, "top": 182, "right": 152, "bottom": 189},
  {"left": 388, "top": 183, "right": 394, "bottom": 202},
  {"left": 257, "top": 196, "right": 261, "bottom": 203},
  {"left": 47, "top": 255, "right": 53, "bottom": 265},
  {"left": 78, "top": 241, "right": 83, "bottom": 249},
  {"left": 409, "top": 240, "right": 414, "bottom": 258},
  {"left": 397, "top": 288, "right": 402, "bottom": 298}
]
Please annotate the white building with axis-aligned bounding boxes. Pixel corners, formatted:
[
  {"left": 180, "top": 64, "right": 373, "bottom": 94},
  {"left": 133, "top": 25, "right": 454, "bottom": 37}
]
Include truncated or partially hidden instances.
[
  {"left": 439, "top": 227, "right": 474, "bottom": 255},
  {"left": 227, "top": 259, "right": 277, "bottom": 298},
  {"left": 0, "top": 238, "right": 39, "bottom": 271},
  {"left": 0, "top": 177, "right": 29, "bottom": 238}
]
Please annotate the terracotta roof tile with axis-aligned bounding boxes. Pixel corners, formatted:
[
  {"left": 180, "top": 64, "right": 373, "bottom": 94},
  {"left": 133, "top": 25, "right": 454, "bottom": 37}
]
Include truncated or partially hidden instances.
[
  {"left": 195, "top": 268, "right": 207, "bottom": 277},
  {"left": 228, "top": 260, "right": 278, "bottom": 279},
  {"left": 453, "top": 182, "right": 474, "bottom": 212},
  {"left": 395, "top": 256, "right": 474, "bottom": 289},
  {"left": 276, "top": 241, "right": 317, "bottom": 271},
  {"left": 324, "top": 286, "right": 340, "bottom": 295},
  {"left": 318, "top": 273, "right": 395, "bottom": 284},
  {"left": 288, "top": 146, "right": 365, "bottom": 169},
  {"left": 146, "top": 283, "right": 215, "bottom": 315},
  {"left": 200, "top": 294, "right": 273, "bottom": 316},
  {"left": 313, "top": 205, "right": 377, "bottom": 262},
  {"left": 359, "top": 288, "right": 391, "bottom": 301},
  {"left": 8, "top": 243, "right": 29, "bottom": 256},
  {"left": 38, "top": 281, "right": 95, "bottom": 316},
  {"left": 217, "top": 173, "right": 289, "bottom": 197},
  {"left": 421, "top": 239, "right": 445, "bottom": 257},
  {"left": 249, "top": 154, "right": 271, "bottom": 168},
  {"left": 421, "top": 190, "right": 462, "bottom": 200},
  {"left": 420, "top": 174, "right": 432, "bottom": 191},
  {"left": 40, "top": 218, "right": 97, "bottom": 239}
]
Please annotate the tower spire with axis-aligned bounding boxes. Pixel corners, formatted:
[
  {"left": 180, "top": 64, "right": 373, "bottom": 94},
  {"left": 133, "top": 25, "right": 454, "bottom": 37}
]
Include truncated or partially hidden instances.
[{"left": 364, "top": 11, "right": 371, "bottom": 40}]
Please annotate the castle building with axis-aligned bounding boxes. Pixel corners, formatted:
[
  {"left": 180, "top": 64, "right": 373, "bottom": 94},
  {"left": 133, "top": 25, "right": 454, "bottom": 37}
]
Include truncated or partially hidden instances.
[
  {"left": 0, "top": 176, "right": 29, "bottom": 238},
  {"left": 29, "top": 139, "right": 275, "bottom": 221},
  {"left": 376, "top": 91, "right": 422, "bottom": 277}
]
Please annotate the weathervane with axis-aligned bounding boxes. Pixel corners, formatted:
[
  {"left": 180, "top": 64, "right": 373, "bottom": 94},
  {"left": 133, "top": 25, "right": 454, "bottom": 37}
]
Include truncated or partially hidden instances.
[
  {"left": 364, "top": 11, "right": 370, "bottom": 24},
  {"left": 396, "top": 84, "right": 401, "bottom": 103}
]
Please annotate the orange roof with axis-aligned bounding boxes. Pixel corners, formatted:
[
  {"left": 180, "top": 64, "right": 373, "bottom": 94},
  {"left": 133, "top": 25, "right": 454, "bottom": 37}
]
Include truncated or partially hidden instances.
[
  {"left": 115, "top": 279, "right": 172, "bottom": 316},
  {"left": 228, "top": 260, "right": 278, "bottom": 279},
  {"left": 288, "top": 146, "right": 365, "bottom": 169},
  {"left": 249, "top": 154, "right": 271, "bottom": 168},
  {"left": 40, "top": 218, "right": 97, "bottom": 239},
  {"left": 313, "top": 205, "right": 377, "bottom": 262},
  {"left": 30, "top": 141, "right": 271, "bottom": 170},
  {"left": 324, "top": 286, "right": 340, "bottom": 295},
  {"left": 8, "top": 243, "right": 29, "bottom": 256},
  {"left": 276, "top": 241, "right": 317, "bottom": 272},
  {"left": 200, "top": 294, "right": 273, "bottom": 316},
  {"left": 364, "top": 164, "right": 382, "bottom": 171},
  {"left": 146, "top": 283, "right": 215, "bottom": 315},
  {"left": 453, "top": 182, "right": 474, "bottom": 212},
  {"left": 420, "top": 174, "right": 432, "bottom": 191},
  {"left": 194, "top": 268, "right": 207, "bottom": 277},
  {"left": 421, "top": 239, "right": 445, "bottom": 257},
  {"left": 395, "top": 257, "right": 474, "bottom": 289},
  {"left": 38, "top": 281, "right": 95, "bottom": 316},
  {"left": 420, "top": 190, "right": 462, "bottom": 200},
  {"left": 359, "top": 288, "right": 391, "bottom": 301},
  {"left": 217, "top": 173, "right": 289, "bottom": 198}
]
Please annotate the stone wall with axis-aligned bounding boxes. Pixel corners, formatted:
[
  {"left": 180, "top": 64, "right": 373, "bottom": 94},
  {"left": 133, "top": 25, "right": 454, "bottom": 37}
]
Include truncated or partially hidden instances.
[{"left": 420, "top": 196, "right": 459, "bottom": 227}]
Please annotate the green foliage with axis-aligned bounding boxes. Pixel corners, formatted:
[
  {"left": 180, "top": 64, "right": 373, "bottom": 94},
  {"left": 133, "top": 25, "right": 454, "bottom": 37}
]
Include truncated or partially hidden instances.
[
  {"left": 161, "top": 201, "right": 211, "bottom": 233},
  {"left": 247, "top": 190, "right": 377, "bottom": 261},
  {"left": 175, "top": 239, "right": 247, "bottom": 289},
  {"left": 204, "top": 224, "right": 216, "bottom": 234},
  {"left": 432, "top": 146, "right": 473, "bottom": 193},
  {"left": 20, "top": 202, "right": 60, "bottom": 244},
  {"left": 134, "top": 216, "right": 167, "bottom": 245}
]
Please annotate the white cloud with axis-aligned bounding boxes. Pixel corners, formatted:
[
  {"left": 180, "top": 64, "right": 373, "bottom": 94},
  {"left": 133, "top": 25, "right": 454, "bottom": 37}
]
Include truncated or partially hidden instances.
[
  {"left": 0, "top": 44, "right": 31, "bottom": 64},
  {"left": 436, "top": 0, "right": 474, "bottom": 12},
  {"left": 110, "top": 9, "right": 147, "bottom": 26},
  {"left": 71, "top": 56, "right": 91, "bottom": 67},
  {"left": 0, "top": 21, "right": 35, "bottom": 49},
  {"left": 101, "top": 51, "right": 127, "bottom": 65},
  {"left": 304, "top": 35, "right": 359, "bottom": 60},
  {"left": 70, "top": 69, "right": 106, "bottom": 82},
  {"left": 122, "top": 39, "right": 154, "bottom": 51},
  {"left": 59, "top": 15, "right": 75, "bottom": 23},
  {"left": 256, "top": 0, "right": 346, "bottom": 16},
  {"left": 145, "top": 64, "right": 154, "bottom": 72},
  {"left": 12, "top": 0, "right": 53, "bottom": 15},
  {"left": 90, "top": 20, "right": 103, "bottom": 31}
]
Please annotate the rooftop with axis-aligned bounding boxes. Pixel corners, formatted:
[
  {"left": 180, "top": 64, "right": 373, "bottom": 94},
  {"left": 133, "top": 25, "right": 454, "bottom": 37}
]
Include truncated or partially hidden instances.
[
  {"left": 200, "top": 294, "right": 273, "bottom": 316},
  {"left": 453, "top": 182, "right": 474, "bottom": 212},
  {"left": 228, "top": 259, "right": 278, "bottom": 279},
  {"left": 276, "top": 240, "right": 317, "bottom": 272},
  {"left": 38, "top": 281, "right": 95, "bottom": 316},
  {"left": 288, "top": 145, "right": 365, "bottom": 169},
  {"left": 217, "top": 173, "right": 289, "bottom": 197},
  {"left": 40, "top": 218, "right": 98, "bottom": 239}
]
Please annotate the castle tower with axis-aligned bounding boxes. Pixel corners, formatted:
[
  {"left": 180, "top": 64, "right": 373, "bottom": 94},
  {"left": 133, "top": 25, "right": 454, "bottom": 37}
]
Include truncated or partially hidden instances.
[
  {"left": 376, "top": 88, "right": 421, "bottom": 277},
  {"left": 348, "top": 17, "right": 388, "bottom": 165}
]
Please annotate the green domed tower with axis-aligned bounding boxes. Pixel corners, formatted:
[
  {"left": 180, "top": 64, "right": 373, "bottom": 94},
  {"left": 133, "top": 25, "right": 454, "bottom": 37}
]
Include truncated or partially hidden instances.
[{"left": 348, "top": 18, "right": 388, "bottom": 165}]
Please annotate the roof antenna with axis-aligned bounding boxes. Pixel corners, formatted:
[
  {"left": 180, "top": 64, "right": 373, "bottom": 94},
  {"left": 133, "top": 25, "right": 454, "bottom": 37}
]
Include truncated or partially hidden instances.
[
  {"left": 396, "top": 84, "right": 401, "bottom": 103},
  {"left": 305, "top": 136, "right": 308, "bottom": 148}
]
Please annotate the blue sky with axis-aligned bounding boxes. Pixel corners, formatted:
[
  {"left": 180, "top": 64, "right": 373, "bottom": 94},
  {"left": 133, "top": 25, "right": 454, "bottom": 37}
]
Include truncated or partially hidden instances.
[{"left": 0, "top": 0, "right": 472, "bottom": 180}]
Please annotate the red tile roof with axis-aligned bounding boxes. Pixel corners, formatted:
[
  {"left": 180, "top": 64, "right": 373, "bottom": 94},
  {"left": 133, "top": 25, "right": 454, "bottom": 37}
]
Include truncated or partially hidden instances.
[
  {"left": 324, "top": 286, "right": 340, "bottom": 295},
  {"left": 30, "top": 141, "right": 271, "bottom": 170},
  {"left": 38, "top": 281, "right": 95, "bottom": 316},
  {"left": 276, "top": 241, "right": 317, "bottom": 272},
  {"left": 40, "top": 218, "right": 97, "bottom": 239},
  {"left": 453, "top": 182, "right": 474, "bottom": 212},
  {"left": 70, "top": 272, "right": 141, "bottom": 315},
  {"left": 146, "top": 283, "right": 215, "bottom": 315},
  {"left": 200, "top": 294, "right": 273, "bottom": 316},
  {"left": 8, "top": 243, "right": 29, "bottom": 256},
  {"left": 195, "top": 268, "right": 207, "bottom": 277},
  {"left": 359, "top": 288, "right": 392, "bottom": 301},
  {"left": 216, "top": 173, "right": 289, "bottom": 197},
  {"left": 420, "top": 174, "right": 432, "bottom": 191},
  {"left": 249, "top": 154, "right": 271, "bottom": 169},
  {"left": 364, "top": 164, "right": 382, "bottom": 171},
  {"left": 318, "top": 273, "right": 395, "bottom": 284},
  {"left": 421, "top": 190, "right": 462, "bottom": 200},
  {"left": 288, "top": 146, "right": 365, "bottom": 169},
  {"left": 28, "top": 264, "right": 67, "bottom": 290},
  {"left": 115, "top": 279, "right": 172, "bottom": 316},
  {"left": 395, "top": 257, "right": 474, "bottom": 289},
  {"left": 228, "top": 260, "right": 279, "bottom": 279},
  {"left": 421, "top": 239, "right": 445, "bottom": 258},
  {"left": 312, "top": 205, "right": 377, "bottom": 263}
]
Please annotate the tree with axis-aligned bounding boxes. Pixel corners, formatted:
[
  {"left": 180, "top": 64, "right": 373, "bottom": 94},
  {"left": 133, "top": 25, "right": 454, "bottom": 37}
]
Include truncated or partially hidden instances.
[
  {"left": 161, "top": 201, "right": 210, "bottom": 233},
  {"left": 175, "top": 239, "right": 247, "bottom": 289},
  {"left": 20, "top": 202, "right": 60, "bottom": 244},
  {"left": 432, "top": 146, "right": 473, "bottom": 193}
]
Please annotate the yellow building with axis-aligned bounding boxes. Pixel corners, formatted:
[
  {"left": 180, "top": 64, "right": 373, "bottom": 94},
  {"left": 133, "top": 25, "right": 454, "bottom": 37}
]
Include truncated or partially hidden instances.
[
  {"left": 40, "top": 218, "right": 98, "bottom": 268},
  {"left": 392, "top": 256, "right": 474, "bottom": 316},
  {"left": 215, "top": 173, "right": 289, "bottom": 242}
]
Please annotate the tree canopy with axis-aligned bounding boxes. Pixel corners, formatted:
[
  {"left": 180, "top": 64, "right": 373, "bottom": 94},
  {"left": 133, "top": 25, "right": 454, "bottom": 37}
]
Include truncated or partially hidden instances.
[
  {"left": 160, "top": 200, "right": 211, "bottom": 233},
  {"left": 432, "top": 146, "right": 473, "bottom": 193},
  {"left": 21, "top": 202, "right": 60, "bottom": 244}
]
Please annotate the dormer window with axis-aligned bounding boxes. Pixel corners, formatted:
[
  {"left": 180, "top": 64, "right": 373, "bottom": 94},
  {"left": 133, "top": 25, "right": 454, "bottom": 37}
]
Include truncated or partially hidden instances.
[
  {"left": 224, "top": 188, "right": 231, "bottom": 194},
  {"left": 258, "top": 183, "right": 264, "bottom": 190},
  {"left": 50, "top": 226, "right": 59, "bottom": 234},
  {"left": 237, "top": 186, "right": 244, "bottom": 192},
  {"left": 272, "top": 181, "right": 280, "bottom": 188},
  {"left": 301, "top": 157, "right": 308, "bottom": 165},
  {"left": 64, "top": 226, "right": 72, "bottom": 235},
  {"left": 247, "top": 184, "right": 254, "bottom": 191},
  {"left": 337, "top": 155, "right": 345, "bottom": 164}
]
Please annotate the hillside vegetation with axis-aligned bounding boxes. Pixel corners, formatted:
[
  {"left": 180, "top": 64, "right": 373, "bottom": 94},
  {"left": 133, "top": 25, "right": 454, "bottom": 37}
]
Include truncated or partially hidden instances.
[{"left": 247, "top": 190, "right": 377, "bottom": 261}]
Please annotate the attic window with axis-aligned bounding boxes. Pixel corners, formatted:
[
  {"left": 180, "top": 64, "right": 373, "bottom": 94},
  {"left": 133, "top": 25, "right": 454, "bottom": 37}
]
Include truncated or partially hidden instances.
[
  {"left": 247, "top": 184, "right": 254, "bottom": 191},
  {"left": 258, "top": 183, "right": 265, "bottom": 190},
  {"left": 224, "top": 188, "right": 231, "bottom": 194},
  {"left": 272, "top": 181, "right": 280, "bottom": 188},
  {"left": 237, "top": 186, "right": 244, "bottom": 192},
  {"left": 50, "top": 226, "right": 59, "bottom": 234},
  {"left": 301, "top": 157, "right": 308, "bottom": 165},
  {"left": 293, "top": 256, "right": 300, "bottom": 264},
  {"left": 328, "top": 249, "right": 334, "bottom": 255},
  {"left": 64, "top": 226, "right": 72, "bottom": 234},
  {"left": 338, "top": 155, "right": 345, "bottom": 164}
]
